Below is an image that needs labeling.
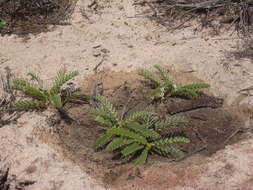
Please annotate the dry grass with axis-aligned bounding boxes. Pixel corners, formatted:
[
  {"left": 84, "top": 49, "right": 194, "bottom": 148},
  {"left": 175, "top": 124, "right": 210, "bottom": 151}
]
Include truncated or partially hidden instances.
[
  {"left": 0, "top": 0, "right": 77, "bottom": 36},
  {"left": 232, "top": 37, "right": 253, "bottom": 61},
  {"left": 136, "top": 0, "right": 253, "bottom": 33},
  {"left": 136, "top": 0, "right": 253, "bottom": 60}
]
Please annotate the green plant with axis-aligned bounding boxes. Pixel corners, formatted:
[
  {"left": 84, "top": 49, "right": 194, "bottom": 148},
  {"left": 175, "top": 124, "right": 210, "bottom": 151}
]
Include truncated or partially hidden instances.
[
  {"left": 91, "top": 96, "right": 189, "bottom": 165},
  {"left": 9, "top": 68, "right": 89, "bottom": 111},
  {"left": 0, "top": 21, "right": 7, "bottom": 29},
  {"left": 138, "top": 64, "right": 210, "bottom": 99}
]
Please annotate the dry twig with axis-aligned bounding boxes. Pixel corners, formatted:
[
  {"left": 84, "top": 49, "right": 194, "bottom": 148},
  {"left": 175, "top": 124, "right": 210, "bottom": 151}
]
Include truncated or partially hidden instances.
[
  {"left": 137, "top": 0, "right": 253, "bottom": 34},
  {"left": 0, "top": 67, "right": 14, "bottom": 108}
]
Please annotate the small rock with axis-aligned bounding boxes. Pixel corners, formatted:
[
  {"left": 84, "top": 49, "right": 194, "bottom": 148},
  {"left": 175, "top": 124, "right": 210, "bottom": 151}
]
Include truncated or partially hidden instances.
[
  {"left": 93, "top": 49, "right": 101, "bottom": 57},
  {"left": 118, "top": 5, "right": 124, "bottom": 10},
  {"left": 144, "top": 34, "right": 152, "bottom": 41},
  {"left": 93, "top": 52, "right": 101, "bottom": 57},
  {"left": 93, "top": 44, "right": 101, "bottom": 49},
  {"left": 101, "top": 48, "right": 110, "bottom": 54}
]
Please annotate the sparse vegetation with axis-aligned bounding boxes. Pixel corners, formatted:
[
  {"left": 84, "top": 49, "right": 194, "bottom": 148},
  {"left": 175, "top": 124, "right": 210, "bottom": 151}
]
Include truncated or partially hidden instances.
[
  {"left": 91, "top": 96, "right": 189, "bottom": 165},
  {"left": 0, "top": 0, "right": 76, "bottom": 36},
  {"left": 9, "top": 68, "right": 88, "bottom": 111},
  {"left": 137, "top": 0, "right": 253, "bottom": 34},
  {"left": 138, "top": 64, "right": 210, "bottom": 99},
  {"left": 5, "top": 65, "right": 217, "bottom": 166}
]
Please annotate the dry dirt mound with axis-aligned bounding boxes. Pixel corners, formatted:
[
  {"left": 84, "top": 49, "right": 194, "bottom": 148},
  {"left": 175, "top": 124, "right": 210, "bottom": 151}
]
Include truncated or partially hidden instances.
[{"left": 38, "top": 70, "right": 245, "bottom": 186}]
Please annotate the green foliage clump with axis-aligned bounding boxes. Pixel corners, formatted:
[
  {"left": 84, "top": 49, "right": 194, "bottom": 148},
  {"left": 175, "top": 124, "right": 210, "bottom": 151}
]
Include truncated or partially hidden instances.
[
  {"left": 0, "top": 21, "right": 7, "bottom": 29},
  {"left": 91, "top": 96, "right": 189, "bottom": 165},
  {"left": 138, "top": 64, "right": 210, "bottom": 99},
  {"left": 9, "top": 68, "right": 88, "bottom": 111}
]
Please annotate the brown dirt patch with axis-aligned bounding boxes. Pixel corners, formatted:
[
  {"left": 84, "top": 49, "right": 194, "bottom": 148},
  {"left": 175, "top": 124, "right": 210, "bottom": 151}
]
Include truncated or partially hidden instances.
[{"left": 39, "top": 70, "right": 245, "bottom": 186}]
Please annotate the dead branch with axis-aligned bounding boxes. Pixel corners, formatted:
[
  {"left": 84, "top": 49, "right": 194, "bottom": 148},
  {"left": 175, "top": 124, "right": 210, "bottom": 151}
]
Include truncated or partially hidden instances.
[
  {"left": 93, "top": 57, "right": 105, "bottom": 73},
  {"left": 120, "top": 90, "right": 135, "bottom": 120},
  {"left": 137, "top": 0, "right": 253, "bottom": 34},
  {"left": 90, "top": 82, "right": 104, "bottom": 108},
  {"left": 155, "top": 145, "right": 207, "bottom": 163},
  {"left": 223, "top": 127, "right": 253, "bottom": 144},
  {"left": 0, "top": 67, "right": 14, "bottom": 109}
]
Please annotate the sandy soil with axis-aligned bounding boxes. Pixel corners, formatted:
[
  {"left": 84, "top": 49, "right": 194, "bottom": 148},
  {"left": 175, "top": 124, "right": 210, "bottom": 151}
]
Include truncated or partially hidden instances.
[{"left": 1, "top": 0, "right": 253, "bottom": 189}]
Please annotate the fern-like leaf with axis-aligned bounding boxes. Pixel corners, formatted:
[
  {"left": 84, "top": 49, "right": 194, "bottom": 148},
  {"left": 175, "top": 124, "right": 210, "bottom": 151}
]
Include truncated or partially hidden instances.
[
  {"left": 106, "top": 138, "right": 125, "bottom": 151},
  {"left": 181, "top": 83, "right": 210, "bottom": 90},
  {"left": 171, "top": 88, "right": 199, "bottom": 98},
  {"left": 154, "top": 64, "right": 170, "bottom": 81},
  {"left": 12, "top": 78, "right": 31, "bottom": 89},
  {"left": 91, "top": 93, "right": 191, "bottom": 165},
  {"left": 91, "top": 108, "right": 114, "bottom": 122},
  {"left": 125, "top": 110, "right": 154, "bottom": 124},
  {"left": 163, "top": 80, "right": 175, "bottom": 93},
  {"left": 106, "top": 138, "right": 134, "bottom": 151},
  {"left": 166, "top": 146, "right": 185, "bottom": 157},
  {"left": 94, "top": 132, "right": 114, "bottom": 149},
  {"left": 27, "top": 72, "right": 43, "bottom": 89},
  {"left": 153, "top": 137, "right": 190, "bottom": 147},
  {"left": 95, "top": 96, "right": 119, "bottom": 122},
  {"left": 171, "top": 83, "right": 209, "bottom": 98},
  {"left": 154, "top": 116, "right": 187, "bottom": 131},
  {"left": 154, "top": 65, "right": 175, "bottom": 95},
  {"left": 95, "top": 116, "right": 112, "bottom": 127},
  {"left": 50, "top": 69, "right": 78, "bottom": 94},
  {"left": 49, "top": 94, "right": 63, "bottom": 109},
  {"left": 9, "top": 100, "right": 46, "bottom": 111},
  {"left": 107, "top": 128, "right": 147, "bottom": 144},
  {"left": 12, "top": 78, "right": 47, "bottom": 100},
  {"left": 150, "top": 87, "right": 164, "bottom": 98},
  {"left": 135, "top": 147, "right": 149, "bottom": 165},
  {"left": 138, "top": 69, "right": 162, "bottom": 87},
  {"left": 140, "top": 107, "right": 157, "bottom": 128},
  {"left": 121, "top": 143, "right": 144, "bottom": 156},
  {"left": 155, "top": 145, "right": 185, "bottom": 157},
  {"left": 153, "top": 137, "right": 188, "bottom": 158},
  {"left": 127, "top": 122, "right": 160, "bottom": 139},
  {"left": 139, "top": 65, "right": 210, "bottom": 100},
  {"left": 10, "top": 68, "right": 84, "bottom": 112}
]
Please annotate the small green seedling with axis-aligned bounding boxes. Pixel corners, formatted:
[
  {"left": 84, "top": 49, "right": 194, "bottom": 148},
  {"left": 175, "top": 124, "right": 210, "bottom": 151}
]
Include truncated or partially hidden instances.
[
  {"left": 138, "top": 64, "right": 210, "bottom": 99},
  {"left": 0, "top": 21, "right": 7, "bottom": 29},
  {"left": 9, "top": 68, "right": 89, "bottom": 111},
  {"left": 91, "top": 96, "right": 189, "bottom": 165}
]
